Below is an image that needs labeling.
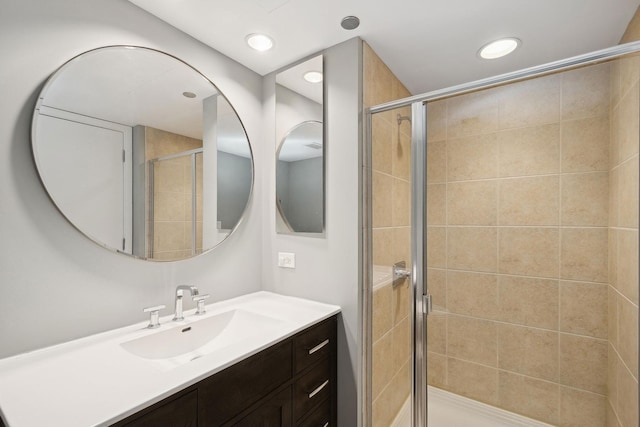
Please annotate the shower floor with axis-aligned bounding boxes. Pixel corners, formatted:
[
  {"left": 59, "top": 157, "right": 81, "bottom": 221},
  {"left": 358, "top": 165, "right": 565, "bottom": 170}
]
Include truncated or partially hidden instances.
[{"left": 391, "top": 387, "right": 553, "bottom": 427}]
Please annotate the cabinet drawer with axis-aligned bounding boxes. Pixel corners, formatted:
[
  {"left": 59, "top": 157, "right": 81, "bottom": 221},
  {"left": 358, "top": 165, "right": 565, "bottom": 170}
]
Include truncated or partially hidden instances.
[
  {"left": 297, "top": 397, "right": 330, "bottom": 427},
  {"left": 294, "top": 317, "right": 335, "bottom": 374},
  {"left": 293, "top": 357, "right": 331, "bottom": 421},
  {"left": 199, "top": 340, "right": 293, "bottom": 426},
  {"left": 228, "top": 386, "right": 292, "bottom": 427}
]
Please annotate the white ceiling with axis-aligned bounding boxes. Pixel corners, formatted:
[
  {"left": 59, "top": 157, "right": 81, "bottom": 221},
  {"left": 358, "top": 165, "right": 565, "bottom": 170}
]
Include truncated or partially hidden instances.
[
  {"left": 276, "top": 55, "right": 323, "bottom": 104},
  {"left": 40, "top": 47, "right": 251, "bottom": 158},
  {"left": 128, "top": 0, "right": 640, "bottom": 95},
  {"left": 42, "top": 47, "right": 217, "bottom": 140}
]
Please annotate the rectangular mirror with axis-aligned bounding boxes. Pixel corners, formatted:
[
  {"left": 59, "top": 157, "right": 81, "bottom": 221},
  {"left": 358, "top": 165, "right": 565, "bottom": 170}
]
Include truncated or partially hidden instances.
[{"left": 275, "top": 54, "right": 324, "bottom": 235}]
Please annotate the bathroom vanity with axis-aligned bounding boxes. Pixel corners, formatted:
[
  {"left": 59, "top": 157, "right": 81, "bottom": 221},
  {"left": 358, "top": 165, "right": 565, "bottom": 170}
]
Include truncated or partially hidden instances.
[
  {"left": 113, "top": 315, "right": 337, "bottom": 426},
  {"left": 0, "top": 292, "right": 340, "bottom": 427}
]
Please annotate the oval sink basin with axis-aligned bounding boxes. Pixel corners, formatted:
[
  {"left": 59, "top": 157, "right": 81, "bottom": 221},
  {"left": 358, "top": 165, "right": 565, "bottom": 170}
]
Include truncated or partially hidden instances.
[{"left": 120, "top": 309, "right": 284, "bottom": 361}]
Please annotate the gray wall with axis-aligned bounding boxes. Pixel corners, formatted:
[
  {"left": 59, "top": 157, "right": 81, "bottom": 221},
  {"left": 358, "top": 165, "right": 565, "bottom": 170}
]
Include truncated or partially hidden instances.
[
  {"left": 275, "top": 84, "right": 323, "bottom": 142},
  {"left": 263, "top": 38, "right": 363, "bottom": 427},
  {"left": 276, "top": 159, "right": 292, "bottom": 217},
  {"left": 276, "top": 157, "right": 323, "bottom": 233},
  {"left": 0, "top": 0, "right": 264, "bottom": 358},
  {"left": 0, "top": 2, "right": 361, "bottom": 425},
  {"left": 217, "top": 151, "right": 252, "bottom": 230}
]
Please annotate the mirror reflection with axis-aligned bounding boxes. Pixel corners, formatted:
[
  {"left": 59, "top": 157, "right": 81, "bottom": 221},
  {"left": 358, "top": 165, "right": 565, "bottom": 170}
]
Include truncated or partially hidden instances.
[
  {"left": 276, "top": 121, "right": 323, "bottom": 233},
  {"left": 32, "top": 46, "right": 253, "bottom": 261},
  {"left": 275, "top": 55, "right": 324, "bottom": 234}
]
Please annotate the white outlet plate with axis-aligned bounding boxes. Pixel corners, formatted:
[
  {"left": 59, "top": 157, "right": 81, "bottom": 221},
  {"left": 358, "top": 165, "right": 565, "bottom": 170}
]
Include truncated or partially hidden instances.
[{"left": 278, "top": 252, "right": 296, "bottom": 269}]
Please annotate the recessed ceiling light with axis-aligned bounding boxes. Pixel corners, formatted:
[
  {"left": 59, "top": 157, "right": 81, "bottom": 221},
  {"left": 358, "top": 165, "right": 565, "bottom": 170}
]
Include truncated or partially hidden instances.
[
  {"left": 478, "top": 37, "right": 521, "bottom": 59},
  {"left": 182, "top": 91, "right": 196, "bottom": 98},
  {"left": 303, "top": 71, "right": 323, "bottom": 83},
  {"left": 246, "top": 33, "right": 274, "bottom": 52}
]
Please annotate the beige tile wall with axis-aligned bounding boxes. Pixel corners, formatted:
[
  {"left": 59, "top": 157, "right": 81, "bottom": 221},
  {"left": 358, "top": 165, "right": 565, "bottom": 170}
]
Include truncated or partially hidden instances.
[
  {"left": 365, "top": 42, "right": 414, "bottom": 427},
  {"left": 426, "top": 63, "right": 613, "bottom": 426},
  {"left": 366, "top": 34, "right": 639, "bottom": 427},
  {"left": 607, "top": 55, "right": 639, "bottom": 427},
  {"left": 145, "top": 127, "right": 203, "bottom": 260},
  {"left": 621, "top": 5, "right": 640, "bottom": 44}
]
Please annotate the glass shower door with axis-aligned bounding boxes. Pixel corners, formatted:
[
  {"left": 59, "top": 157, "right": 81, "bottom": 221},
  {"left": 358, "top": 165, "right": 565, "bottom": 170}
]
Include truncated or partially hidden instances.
[
  {"left": 369, "top": 104, "right": 416, "bottom": 427},
  {"left": 367, "top": 43, "right": 640, "bottom": 427},
  {"left": 421, "top": 51, "right": 639, "bottom": 427},
  {"left": 148, "top": 149, "right": 203, "bottom": 260}
]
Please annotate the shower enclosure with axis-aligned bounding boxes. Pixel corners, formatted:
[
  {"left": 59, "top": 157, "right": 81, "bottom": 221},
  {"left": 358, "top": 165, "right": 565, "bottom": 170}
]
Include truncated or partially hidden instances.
[
  {"left": 364, "top": 42, "right": 640, "bottom": 427},
  {"left": 148, "top": 149, "right": 203, "bottom": 260}
]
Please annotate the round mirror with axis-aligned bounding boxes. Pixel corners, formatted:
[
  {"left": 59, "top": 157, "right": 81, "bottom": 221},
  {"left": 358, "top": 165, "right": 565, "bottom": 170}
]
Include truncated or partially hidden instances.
[
  {"left": 31, "top": 46, "right": 253, "bottom": 261},
  {"left": 276, "top": 120, "right": 324, "bottom": 233}
]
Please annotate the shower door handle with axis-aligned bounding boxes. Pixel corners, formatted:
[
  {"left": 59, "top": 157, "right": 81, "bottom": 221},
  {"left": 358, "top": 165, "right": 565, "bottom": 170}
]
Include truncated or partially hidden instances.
[
  {"left": 393, "top": 260, "right": 411, "bottom": 287},
  {"left": 422, "top": 294, "right": 433, "bottom": 315}
]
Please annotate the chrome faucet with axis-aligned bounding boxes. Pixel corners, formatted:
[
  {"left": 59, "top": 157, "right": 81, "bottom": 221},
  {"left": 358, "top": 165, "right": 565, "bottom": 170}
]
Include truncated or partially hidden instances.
[{"left": 173, "top": 285, "right": 199, "bottom": 321}]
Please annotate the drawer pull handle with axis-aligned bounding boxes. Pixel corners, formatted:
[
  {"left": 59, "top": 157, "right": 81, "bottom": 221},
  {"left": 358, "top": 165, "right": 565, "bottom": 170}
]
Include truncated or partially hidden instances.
[
  {"left": 308, "top": 379, "right": 329, "bottom": 399},
  {"left": 308, "top": 339, "right": 330, "bottom": 355}
]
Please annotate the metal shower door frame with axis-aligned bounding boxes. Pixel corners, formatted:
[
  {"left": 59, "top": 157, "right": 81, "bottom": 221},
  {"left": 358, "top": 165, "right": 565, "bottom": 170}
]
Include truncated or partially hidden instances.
[
  {"left": 362, "top": 39, "right": 640, "bottom": 427},
  {"left": 148, "top": 148, "right": 202, "bottom": 258},
  {"left": 361, "top": 100, "right": 428, "bottom": 427},
  {"left": 410, "top": 101, "right": 428, "bottom": 427}
]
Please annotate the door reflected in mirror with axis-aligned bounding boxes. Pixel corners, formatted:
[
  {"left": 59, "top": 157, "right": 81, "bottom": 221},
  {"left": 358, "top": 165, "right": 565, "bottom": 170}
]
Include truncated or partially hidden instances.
[
  {"left": 31, "top": 46, "right": 253, "bottom": 261},
  {"left": 275, "top": 55, "right": 324, "bottom": 235}
]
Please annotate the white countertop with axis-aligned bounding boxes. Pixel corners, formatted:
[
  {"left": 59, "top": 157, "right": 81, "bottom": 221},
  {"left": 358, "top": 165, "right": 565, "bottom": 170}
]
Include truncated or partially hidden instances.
[{"left": 0, "top": 292, "right": 341, "bottom": 427}]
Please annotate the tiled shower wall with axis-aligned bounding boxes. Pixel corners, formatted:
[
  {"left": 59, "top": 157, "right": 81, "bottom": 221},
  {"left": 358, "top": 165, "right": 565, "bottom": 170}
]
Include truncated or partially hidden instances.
[
  {"left": 607, "top": 56, "right": 639, "bottom": 427},
  {"left": 365, "top": 42, "right": 414, "bottom": 427},
  {"left": 145, "top": 127, "right": 203, "bottom": 260},
  {"left": 425, "top": 63, "right": 613, "bottom": 426}
]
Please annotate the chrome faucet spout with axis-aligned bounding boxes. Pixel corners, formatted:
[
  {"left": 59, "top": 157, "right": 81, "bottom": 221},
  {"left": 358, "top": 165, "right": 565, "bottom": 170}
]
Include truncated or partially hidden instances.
[
  {"left": 173, "top": 285, "right": 199, "bottom": 321},
  {"left": 177, "top": 285, "right": 199, "bottom": 296}
]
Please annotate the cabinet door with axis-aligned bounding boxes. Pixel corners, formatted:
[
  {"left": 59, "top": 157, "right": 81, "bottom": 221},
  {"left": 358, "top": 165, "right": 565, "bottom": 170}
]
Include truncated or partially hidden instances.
[
  {"left": 199, "top": 340, "right": 292, "bottom": 425},
  {"left": 293, "top": 357, "right": 331, "bottom": 422},
  {"left": 297, "top": 397, "right": 330, "bottom": 427},
  {"left": 122, "top": 390, "right": 197, "bottom": 427},
  {"left": 229, "top": 387, "right": 292, "bottom": 427}
]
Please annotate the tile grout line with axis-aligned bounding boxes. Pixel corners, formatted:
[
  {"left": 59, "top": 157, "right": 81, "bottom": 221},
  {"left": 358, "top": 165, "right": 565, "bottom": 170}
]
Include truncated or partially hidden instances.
[
  {"left": 444, "top": 352, "right": 608, "bottom": 391},
  {"left": 444, "top": 310, "right": 609, "bottom": 340},
  {"left": 609, "top": 333, "right": 639, "bottom": 384},
  {"left": 426, "top": 266, "right": 610, "bottom": 286}
]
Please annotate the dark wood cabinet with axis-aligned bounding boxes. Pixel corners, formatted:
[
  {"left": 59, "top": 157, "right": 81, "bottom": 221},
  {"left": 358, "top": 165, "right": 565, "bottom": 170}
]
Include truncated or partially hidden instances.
[
  {"left": 228, "top": 386, "right": 293, "bottom": 427},
  {"left": 293, "top": 356, "right": 331, "bottom": 422},
  {"left": 121, "top": 390, "right": 198, "bottom": 427},
  {"left": 112, "top": 315, "right": 337, "bottom": 427},
  {"left": 293, "top": 318, "right": 334, "bottom": 374},
  {"left": 199, "top": 340, "right": 293, "bottom": 425},
  {"left": 297, "top": 398, "right": 331, "bottom": 427}
]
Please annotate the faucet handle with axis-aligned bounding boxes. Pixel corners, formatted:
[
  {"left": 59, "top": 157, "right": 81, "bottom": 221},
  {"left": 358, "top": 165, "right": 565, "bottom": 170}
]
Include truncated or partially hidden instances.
[
  {"left": 193, "top": 294, "right": 210, "bottom": 315},
  {"left": 143, "top": 305, "right": 165, "bottom": 329}
]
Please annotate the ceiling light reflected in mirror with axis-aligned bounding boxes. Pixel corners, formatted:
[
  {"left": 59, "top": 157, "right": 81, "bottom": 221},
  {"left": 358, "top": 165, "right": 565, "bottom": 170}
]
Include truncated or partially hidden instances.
[{"left": 303, "top": 71, "right": 323, "bottom": 83}]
